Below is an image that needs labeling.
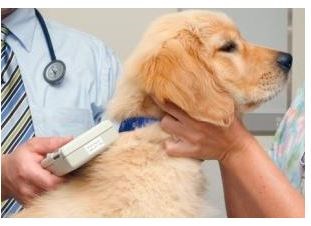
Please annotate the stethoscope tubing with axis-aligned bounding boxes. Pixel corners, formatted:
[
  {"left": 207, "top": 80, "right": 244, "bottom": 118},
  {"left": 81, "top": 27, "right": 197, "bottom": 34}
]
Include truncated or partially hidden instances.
[
  {"left": 34, "top": 9, "right": 66, "bottom": 86},
  {"left": 34, "top": 9, "right": 57, "bottom": 61}
]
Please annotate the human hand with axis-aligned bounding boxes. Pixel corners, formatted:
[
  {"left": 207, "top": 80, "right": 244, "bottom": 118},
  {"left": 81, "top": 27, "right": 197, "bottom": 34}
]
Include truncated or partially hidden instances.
[
  {"left": 154, "top": 100, "right": 253, "bottom": 162},
  {"left": 1, "top": 137, "right": 72, "bottom": 205}
]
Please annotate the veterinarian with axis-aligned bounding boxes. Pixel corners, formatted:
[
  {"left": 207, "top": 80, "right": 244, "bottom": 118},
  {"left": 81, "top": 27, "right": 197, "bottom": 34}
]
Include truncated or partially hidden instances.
[
  {"left": 155, "top": 87, "right": 305, "bottom": 217},
  {"left": 1, "top": 8, "right": 120, "bottom": 217}
]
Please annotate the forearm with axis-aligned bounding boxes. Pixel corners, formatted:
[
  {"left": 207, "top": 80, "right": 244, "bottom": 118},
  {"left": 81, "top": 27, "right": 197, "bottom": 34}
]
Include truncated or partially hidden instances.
[
  {"left": 220, "top": 136, "right": 304, "bottom": 217},
  {"left": 154, "top": 102, "right": 305, "bottom": 217}
]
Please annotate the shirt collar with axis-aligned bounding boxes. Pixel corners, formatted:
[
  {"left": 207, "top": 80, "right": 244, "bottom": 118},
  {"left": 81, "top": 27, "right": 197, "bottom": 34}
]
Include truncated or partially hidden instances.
[{"left": 2, "top": 8, "right": 37, "bottom": 52}]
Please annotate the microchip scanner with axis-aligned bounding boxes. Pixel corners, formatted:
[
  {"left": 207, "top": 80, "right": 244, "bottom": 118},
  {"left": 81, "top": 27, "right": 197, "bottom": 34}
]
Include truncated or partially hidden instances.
[{"left": 41, "top": 120, "right": 119, "bottom": 176}]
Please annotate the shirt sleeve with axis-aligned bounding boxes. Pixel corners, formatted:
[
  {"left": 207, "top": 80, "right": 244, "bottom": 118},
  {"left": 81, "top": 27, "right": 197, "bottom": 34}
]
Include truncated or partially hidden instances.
[
  {"left": 91, "top": 42, "right": 122, "bottom": 124},
  {"left": 268, "top": 88, "right": 305, "bottom": 194}
]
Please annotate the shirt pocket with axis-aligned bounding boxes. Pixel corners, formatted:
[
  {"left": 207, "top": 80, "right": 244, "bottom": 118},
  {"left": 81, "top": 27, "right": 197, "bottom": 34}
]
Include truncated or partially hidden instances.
[{"left": 30, "top": 105, "right": 95, "bottom": 137}]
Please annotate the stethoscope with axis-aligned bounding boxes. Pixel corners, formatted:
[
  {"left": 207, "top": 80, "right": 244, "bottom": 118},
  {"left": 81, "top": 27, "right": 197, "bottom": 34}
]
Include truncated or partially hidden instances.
[{"left": 35, "top": 9, "right": 66, "bottom": 86}]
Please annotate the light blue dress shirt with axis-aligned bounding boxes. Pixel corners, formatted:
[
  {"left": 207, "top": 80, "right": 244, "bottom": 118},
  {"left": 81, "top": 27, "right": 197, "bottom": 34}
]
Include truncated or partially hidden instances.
[{"left": 2, "top": 8, "right": 121, "bottom": 137}]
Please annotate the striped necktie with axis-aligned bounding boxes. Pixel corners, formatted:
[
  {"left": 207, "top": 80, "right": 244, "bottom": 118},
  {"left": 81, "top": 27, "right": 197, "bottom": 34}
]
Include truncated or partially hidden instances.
[{"left": 1, "top": 25, "right": 35, "bottom": 218}]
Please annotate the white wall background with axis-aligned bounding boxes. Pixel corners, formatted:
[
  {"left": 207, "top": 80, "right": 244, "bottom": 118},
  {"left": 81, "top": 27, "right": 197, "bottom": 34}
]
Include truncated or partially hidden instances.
[{"left": 40, "top": 8, "right": 305, "bottom": 217}]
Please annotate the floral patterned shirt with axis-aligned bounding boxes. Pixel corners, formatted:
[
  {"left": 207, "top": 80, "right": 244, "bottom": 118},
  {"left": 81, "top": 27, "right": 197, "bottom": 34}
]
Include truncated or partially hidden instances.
[{"left": 269, "top": 88, "right": 305, "bottom": 195}]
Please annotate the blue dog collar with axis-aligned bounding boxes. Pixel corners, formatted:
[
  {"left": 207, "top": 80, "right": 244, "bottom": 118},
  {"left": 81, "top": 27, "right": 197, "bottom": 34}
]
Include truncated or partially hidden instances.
[{"left": 119, "top": 117, "right": 159, "bottom": 132}]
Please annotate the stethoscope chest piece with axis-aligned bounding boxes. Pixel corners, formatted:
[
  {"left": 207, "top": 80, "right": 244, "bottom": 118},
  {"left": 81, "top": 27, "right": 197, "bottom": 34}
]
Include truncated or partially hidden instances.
[
  {"left": 43, "top": 60, "right": 66, "bottom": 86},
  {"left": 35, "top": 9, "right": 66, "bottom": 86}
]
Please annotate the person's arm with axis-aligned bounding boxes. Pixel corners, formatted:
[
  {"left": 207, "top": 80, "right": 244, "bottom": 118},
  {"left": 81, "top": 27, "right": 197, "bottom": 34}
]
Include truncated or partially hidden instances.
[
  {"left": 93, "top": 43, "right": 121, "bottom": 123},
  {"left": 1, "top": 137, "right": 72, "bottom": 204},
  {"left": 154, "top": 101, "right": 304, "bottom": 217},
  {"left": 219, "top": 124, "right": 304, "bottom": 217}
]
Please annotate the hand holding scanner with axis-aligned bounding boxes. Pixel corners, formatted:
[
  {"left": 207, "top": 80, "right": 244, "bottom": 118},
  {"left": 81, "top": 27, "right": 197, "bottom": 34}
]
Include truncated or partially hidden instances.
[{"left": 41, "top": 120, "right": 118, "bottom": 176}]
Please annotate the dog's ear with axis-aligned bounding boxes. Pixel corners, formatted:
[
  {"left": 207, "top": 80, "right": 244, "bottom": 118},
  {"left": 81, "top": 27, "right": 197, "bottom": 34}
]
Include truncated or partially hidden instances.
[{"left": 138, "top": 29, "right": 235, "bottom": 127}]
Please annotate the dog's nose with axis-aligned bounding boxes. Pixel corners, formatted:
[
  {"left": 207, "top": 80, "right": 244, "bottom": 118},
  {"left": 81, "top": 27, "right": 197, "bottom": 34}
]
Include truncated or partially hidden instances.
[{"left": 277, "top": 52, "right": 293, "bottom": 72}]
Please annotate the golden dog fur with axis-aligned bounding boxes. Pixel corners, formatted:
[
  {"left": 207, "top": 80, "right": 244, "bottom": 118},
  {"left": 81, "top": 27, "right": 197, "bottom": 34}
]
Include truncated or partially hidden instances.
[{"left": 15, "top": 10, "right": 289, "bottom": 217}]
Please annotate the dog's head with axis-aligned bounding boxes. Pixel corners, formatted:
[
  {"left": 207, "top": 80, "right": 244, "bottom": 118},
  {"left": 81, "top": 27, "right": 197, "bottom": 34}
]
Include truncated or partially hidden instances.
[{"left": 109, "top": 10, "right": 292, "bottom": 127}]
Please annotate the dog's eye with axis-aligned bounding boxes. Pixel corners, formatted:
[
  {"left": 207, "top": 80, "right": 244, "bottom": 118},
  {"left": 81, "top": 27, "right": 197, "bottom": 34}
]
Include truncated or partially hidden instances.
[{"left": 219, "top": 41, "right": 237, "bottom": 53}]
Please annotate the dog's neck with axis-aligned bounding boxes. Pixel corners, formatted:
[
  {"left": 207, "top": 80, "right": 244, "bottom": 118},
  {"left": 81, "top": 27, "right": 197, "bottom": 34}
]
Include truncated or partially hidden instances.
[
  {"left": 107, "top": 76, "right": 241, "bottom": 127},
  {"left": 107, "top": 78, "right": 164, "bottom": 122}
]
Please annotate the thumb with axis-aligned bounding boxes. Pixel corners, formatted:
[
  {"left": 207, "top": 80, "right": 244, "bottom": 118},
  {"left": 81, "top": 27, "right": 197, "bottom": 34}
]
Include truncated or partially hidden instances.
[
  {"left": 30, "top": 136, "right": 73, "bottom": 155},
  {"left": 164, "top": 139, "right": 197, "bottom": 158}
]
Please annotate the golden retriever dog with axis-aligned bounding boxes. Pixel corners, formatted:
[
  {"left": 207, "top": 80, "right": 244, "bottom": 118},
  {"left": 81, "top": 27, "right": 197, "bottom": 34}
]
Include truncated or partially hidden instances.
[{"left": 15, "top": 10, "right": 292, "bottom": 217}]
